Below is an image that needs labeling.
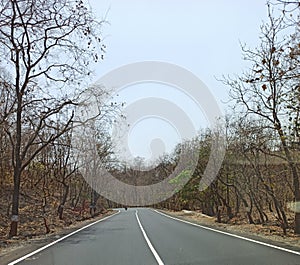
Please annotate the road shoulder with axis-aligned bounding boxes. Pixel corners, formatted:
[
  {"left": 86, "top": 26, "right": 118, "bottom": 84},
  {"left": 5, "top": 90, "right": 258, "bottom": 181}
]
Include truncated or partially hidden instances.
[
  {"left": 0, "top": 210, "right": 117, "bottom": 265},
  {"left": 156, "top": 209, "right": 300, "bottom": 254}
]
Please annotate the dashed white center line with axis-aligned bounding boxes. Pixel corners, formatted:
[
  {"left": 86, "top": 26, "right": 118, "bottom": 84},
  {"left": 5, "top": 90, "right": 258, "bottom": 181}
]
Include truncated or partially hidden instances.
[{"left": 135, "top": 210, "right": 164, "bottom": 265}]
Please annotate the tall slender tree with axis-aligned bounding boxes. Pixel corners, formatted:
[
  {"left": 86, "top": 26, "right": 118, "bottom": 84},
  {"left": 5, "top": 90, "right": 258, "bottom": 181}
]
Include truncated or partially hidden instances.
[{"left": 0, "top": 0, "right": 105, "bottom": 237}]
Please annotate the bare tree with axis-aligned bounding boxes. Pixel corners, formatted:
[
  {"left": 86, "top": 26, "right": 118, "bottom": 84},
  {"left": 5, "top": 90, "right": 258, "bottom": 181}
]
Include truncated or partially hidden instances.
[
  {"left": 52, "top": 127, "right": 77, "bottom": 220},
  {"left": 0, "top": 0, "right": 105, "bottom": 237},
  {"left": 224, "top": 7, "right": 300, "bottom": 233}
]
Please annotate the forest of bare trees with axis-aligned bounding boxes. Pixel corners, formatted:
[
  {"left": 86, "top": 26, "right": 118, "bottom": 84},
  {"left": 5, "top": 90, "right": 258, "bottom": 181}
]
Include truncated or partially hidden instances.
[
  {"left": 0, "top": 0, "right": 113, "bottom": 239},
  {"left": 155, "top": 2, "right": 300, "bottom": 235},
  {"left": 0, "top": 0, "right": 300, "bottom": 247}
]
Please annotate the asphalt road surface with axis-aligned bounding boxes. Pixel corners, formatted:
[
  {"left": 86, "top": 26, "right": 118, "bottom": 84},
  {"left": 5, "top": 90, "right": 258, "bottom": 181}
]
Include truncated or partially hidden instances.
[{"left": 8, "top": 208, "right": 300, "bottom": 265}]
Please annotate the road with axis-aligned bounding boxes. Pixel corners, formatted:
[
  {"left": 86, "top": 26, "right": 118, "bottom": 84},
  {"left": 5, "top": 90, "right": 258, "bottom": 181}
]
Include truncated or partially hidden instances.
[{"left": 8, "top": 208, "right": 300, "bottom": 265}]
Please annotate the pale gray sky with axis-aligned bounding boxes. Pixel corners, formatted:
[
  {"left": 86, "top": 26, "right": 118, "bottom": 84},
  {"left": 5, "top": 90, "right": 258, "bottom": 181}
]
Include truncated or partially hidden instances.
[{"left": 88, "top": 0, "right": 269, "bottom": 161}]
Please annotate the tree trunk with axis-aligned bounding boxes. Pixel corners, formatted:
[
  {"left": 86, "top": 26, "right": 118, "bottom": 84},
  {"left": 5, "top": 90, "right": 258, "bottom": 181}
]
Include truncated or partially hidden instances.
[
  {"left": 58, "top": 184, "right": 69, "bottom": 220},
  {"left": 295, "top": 213, "right": 300, "bottom": 234},
  {"left": 234, "top": 186, "right": 254, "bottom": 224},
  {"left": 42, "top": 197, "right": 50, "bottom": 234},
  {"left": 277, "top": 126, "right": 300, "bottom": 234},
  {"left": 9, "top": 96, "right": 22, "bottom": 237},
  {"left": 253, "top": 196, "right": 265, "bottom": 224},
  {"left": 9, "top": 168, "right": 21, "bottom": 237},
  {"left": 72, "top": 182, "right": 84, "bottom": 209}
]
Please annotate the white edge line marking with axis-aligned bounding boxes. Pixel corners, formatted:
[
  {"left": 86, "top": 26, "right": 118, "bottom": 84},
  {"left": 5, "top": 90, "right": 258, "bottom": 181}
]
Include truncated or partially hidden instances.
[
  {"left": 8, "top": 210, "right": 121, "bottom": 265},
  {"left": 154, "top": 210, "right": 300, "bottom": 256},
  {"left": 135, "top": 210, "right": 164, "bottom": 265}
]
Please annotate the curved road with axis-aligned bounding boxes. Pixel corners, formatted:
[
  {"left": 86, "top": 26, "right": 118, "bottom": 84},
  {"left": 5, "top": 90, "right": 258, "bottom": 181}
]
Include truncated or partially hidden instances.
[{"left": 8, "top": 208, "right": 300, "bottom": 265}]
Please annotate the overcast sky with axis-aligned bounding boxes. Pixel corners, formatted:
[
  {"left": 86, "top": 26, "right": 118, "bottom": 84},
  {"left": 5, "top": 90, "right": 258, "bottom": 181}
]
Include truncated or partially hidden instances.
[{"left": 88, "top": 0, "right": 270, "bottom": 162}]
